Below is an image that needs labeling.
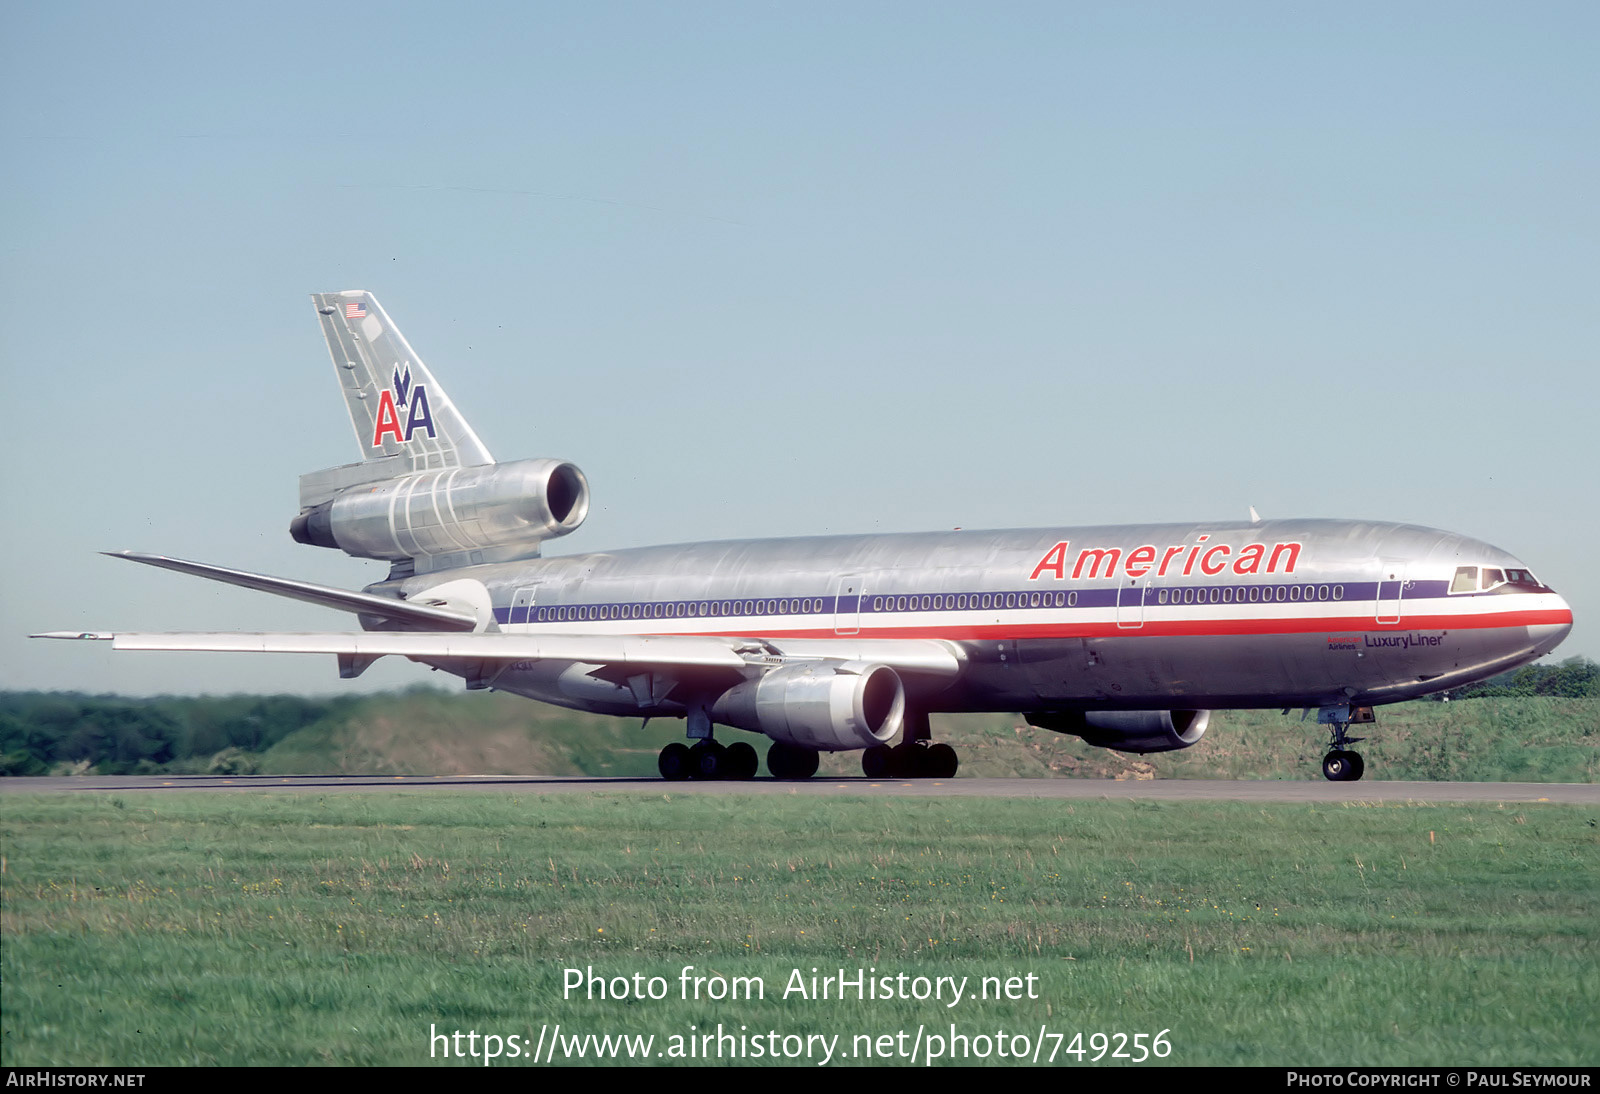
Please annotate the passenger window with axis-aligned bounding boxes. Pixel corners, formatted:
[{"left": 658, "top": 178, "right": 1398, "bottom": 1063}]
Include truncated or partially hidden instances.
[{"left": 1450, "top": 566, "right": 1478, "bottom": 594}]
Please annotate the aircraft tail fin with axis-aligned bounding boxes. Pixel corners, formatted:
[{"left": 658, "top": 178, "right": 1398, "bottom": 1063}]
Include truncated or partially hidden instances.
[{"left": 309, "top": 291, "right": 494, "bottom": 480}]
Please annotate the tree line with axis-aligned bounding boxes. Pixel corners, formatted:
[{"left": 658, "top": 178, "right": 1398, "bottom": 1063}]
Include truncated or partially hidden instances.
[
  {"left": 0, "top": 692, "right": 359, "bottom": 776},
  {"left": 1437, "top": 655, "right": 1598, "bottom": 700},
  {"left": 1, "top": 657, "right": 1593, "bottom": 775}
]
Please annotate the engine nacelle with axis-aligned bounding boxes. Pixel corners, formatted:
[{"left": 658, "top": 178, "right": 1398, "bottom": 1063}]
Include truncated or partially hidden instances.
[
  {"left": 1026, "top": 709, "right": 1210, "bottom": 754},
  {"left": 712, "top": 661, "right": 905, "bottom": 751},
  {"left": 291, "top": 458, "right": 589, "bottom": 571}
]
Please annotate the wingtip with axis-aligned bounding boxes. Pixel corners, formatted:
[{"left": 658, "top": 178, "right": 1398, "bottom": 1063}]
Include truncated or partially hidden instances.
[{"left": 31, "top": 631, "right": 114, "bottom": 641}]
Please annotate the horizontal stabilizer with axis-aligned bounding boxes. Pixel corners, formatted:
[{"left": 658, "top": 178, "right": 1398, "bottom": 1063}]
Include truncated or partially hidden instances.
[{"left": 103, "top": 551, "right": 478, "bottom": 631}]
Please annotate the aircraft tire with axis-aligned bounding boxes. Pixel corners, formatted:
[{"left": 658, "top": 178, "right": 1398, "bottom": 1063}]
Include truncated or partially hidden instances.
[
  {"left": 690, "top": 740, "right": 726, "bottom": 780},
  {"left": 1347, "top": 751, "right": 1365, "bottom": 781},
  {"left": 862, "top": 746, "right": 893, "bottom": 778},
  {"left": 724, "top": 742, "right": 759, "bottom": 781},
  {"left": 659, "top": 742, "right": 691, "bottom": 781},
  {"left": 925, "top": 742, "right": 959, "bottom": 779},
  {"left": 890, "top": 742, "right": 926, "bottom": 777},
  {"left": 1322, "top": 750, "right": 1360, "bottom": 782},
  {"left": 767, "top": 742, "right": 819, "bottom": 780}
]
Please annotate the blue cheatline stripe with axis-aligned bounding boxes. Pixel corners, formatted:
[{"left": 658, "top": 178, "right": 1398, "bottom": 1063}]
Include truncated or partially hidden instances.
[{"left": 491, "top": 578, "right": 1504, "bottom": 625}]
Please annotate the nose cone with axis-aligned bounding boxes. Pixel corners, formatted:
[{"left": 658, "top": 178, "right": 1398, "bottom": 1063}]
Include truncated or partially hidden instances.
[{"left": 1529, "top": 591, "right": 1574, "bottom": 658}]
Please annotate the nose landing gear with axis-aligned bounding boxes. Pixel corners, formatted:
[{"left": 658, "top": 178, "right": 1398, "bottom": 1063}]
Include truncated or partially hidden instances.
[
  {"left": 1321, "top": 748, "right": 1365, "bottom": 782},
  {"left": 1318, "top": 704, "right": 1374, "bottom": 782}
]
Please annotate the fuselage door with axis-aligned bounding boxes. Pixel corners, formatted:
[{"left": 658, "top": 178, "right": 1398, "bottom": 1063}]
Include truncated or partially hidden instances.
[
  {"left": 511, "top": 584, "right": 542, "bottom": 626},
  {"left": 1375, "top": 560, "right": 1408, "bottom": 625},
  {"left": 833, "top": 574, "right": 864, "bottom": 635},
  {"left": 1115, "top": 578, "right": 1146, "bottom": 629}
]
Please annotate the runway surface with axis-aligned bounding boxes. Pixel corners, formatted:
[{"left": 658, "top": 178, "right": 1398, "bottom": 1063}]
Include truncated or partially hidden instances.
[{"left": 2, "top": 774, "right": 1595, "bottom": 804}]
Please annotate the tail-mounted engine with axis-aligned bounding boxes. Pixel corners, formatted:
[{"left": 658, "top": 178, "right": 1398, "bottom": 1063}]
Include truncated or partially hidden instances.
[
  {"left": 291, "top": 457, "right": 589, "bottom": 574},
  {"left": 712, "top": 661, "right": 905, "bottom": 751},
  {"left": 1026, "top": 709, "right": 1210, "bottom": 754}
]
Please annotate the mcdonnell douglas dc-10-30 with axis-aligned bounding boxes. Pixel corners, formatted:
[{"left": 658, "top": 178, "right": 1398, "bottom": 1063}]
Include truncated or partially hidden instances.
[{"left": 37, "top": 292, "right": 1574, "bottom": 781}]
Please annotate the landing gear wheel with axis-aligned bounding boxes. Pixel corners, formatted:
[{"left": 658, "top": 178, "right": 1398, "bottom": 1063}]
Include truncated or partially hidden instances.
[
  {"left": 925, "top": 742, "right": 959, "bottom": 779},
  {"left": 890, "top": 742, "right": 926, "bottom": 777},
  {"left": 862, "top": 746, "right": 893, "bottom": 778},
  {"left": 724, "top": 742, "right": 759, "bottom": 781},
  {"left": 1322, "top": 750, "right": 1364, "bottom": 782},
  {"left": 1321, "top": 711, "right": 1370, "bottom": 782},
  {"left": 658, "top": 742, "right": 691, "bottom": 781},
  {"left": 689, "top": 740, "right": 726, "bottom": 780},
  {"left": 767, "top": 742, "right": 820, "bottom": 780}
]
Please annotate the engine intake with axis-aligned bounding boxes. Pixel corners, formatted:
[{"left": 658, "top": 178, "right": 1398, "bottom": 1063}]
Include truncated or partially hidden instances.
[
  {"left": 1026, "top": 709, "right": 1210, "bottom": 754},
  {"left": 291, "top": 458, "right": 589, "bottom": 571},
  {"left": 712, "top": 661, "right": 904, "bottom": 751}
]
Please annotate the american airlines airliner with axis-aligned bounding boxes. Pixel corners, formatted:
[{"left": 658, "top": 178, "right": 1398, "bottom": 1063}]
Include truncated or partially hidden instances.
[{"left": 37, "top": 292, "right": 1573, "bottom": 782}]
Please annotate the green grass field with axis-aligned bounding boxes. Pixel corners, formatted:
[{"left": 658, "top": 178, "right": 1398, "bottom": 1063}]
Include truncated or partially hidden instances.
[{"left": 2, "top": 790, "right": 1595, "bottom": 1066}]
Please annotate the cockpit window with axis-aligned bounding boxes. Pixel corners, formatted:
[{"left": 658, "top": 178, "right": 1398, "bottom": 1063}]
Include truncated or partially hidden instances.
[{"left": 1453, "top": 565, "right": 1548, "bottom": 595}]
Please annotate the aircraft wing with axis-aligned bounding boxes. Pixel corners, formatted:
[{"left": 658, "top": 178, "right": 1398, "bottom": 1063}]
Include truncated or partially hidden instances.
[{"left": 31, "top": 630, "right": 966, "bottom": 678}]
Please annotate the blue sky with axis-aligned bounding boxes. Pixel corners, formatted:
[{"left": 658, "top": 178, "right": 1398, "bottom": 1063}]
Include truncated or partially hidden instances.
[{"left": 2, "top": 2, "right": 1594, "bottom": 695}]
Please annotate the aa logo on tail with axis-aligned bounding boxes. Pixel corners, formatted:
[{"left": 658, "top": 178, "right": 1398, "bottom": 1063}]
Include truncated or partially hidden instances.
[{"left": 371, "top": 364, "right": 436, "bottom": 447}]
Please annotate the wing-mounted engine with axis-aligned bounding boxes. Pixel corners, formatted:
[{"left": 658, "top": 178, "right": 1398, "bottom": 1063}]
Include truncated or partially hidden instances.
[
  {"left": 291, "top": 457, "right": 590, "bottom": 575},
  {"left": 712, "top": 661, "right": 906, "bottom": 751},
  {"left": 1026, "top": 709, "right": 1210, "bottom": 754}
]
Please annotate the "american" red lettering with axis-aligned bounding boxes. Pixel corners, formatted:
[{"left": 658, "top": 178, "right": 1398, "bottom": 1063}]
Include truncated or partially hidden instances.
[{"left": 1028, "top": 538, "right": 1304, "bottom": 581}]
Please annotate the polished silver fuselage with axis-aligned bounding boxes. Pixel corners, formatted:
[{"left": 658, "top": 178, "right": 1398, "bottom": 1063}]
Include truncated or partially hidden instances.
[{"left": 384, "top": 517, "right": 1573, "bottom": 720}]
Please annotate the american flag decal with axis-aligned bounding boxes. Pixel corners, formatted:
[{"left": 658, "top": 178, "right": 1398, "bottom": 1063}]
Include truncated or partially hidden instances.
[{"left": 345, "top": 302, "right": 367, "bottom": 319}]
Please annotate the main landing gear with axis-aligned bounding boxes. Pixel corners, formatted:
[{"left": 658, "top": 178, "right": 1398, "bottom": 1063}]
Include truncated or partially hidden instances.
[
  {"left": 1318, "top": 704, "right": 1375, "bottom": 782},
  {"left": 766, "top": 741, "right": 820, "bottom": 781},
  {"left": 658, "top": 739, "right": 759, "bottom": 781},
  {"left": 861, "top": 711, "right": 960, "bottom": 779},
  {"left": 861, "top": 741, "right": 959, "bottom": 779}
]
